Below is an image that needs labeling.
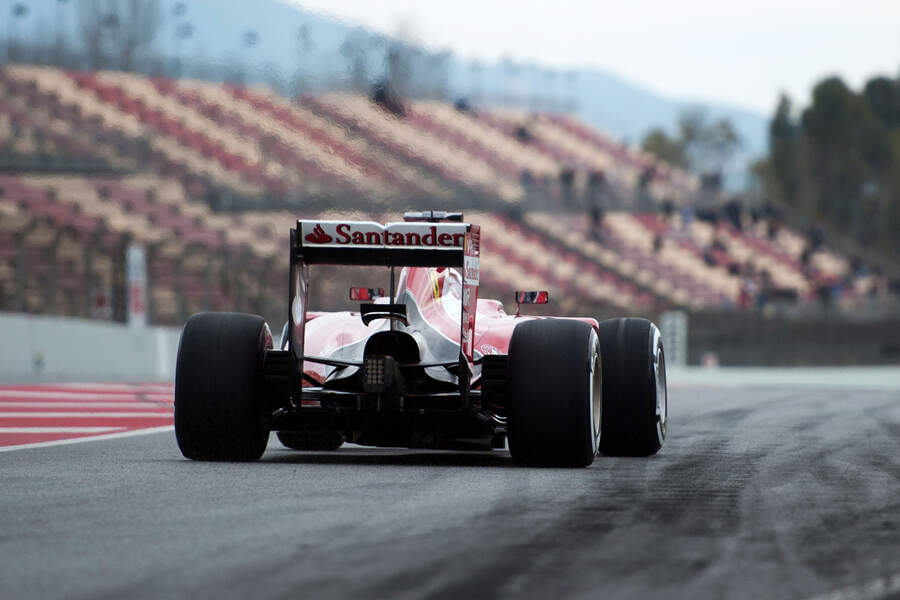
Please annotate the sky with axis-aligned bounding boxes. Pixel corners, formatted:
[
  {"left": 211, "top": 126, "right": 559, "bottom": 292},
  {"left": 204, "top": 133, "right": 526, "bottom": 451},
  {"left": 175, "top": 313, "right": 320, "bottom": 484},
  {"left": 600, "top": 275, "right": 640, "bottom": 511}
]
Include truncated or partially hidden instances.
[{"left": 289, "top": 0, "right": 900, "bottom": 114}]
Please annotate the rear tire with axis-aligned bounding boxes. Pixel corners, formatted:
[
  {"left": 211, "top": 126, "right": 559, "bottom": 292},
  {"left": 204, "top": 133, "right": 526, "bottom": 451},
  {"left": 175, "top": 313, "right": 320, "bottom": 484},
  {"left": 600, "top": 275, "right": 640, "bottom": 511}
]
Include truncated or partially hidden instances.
[
  {"left": 175, "top": 312, "right": 272, "bottom": 461},
  {"left": 277, "top": 430, "right": 344, "bottom": 451},
  {"left": 507, "top": 319, "right": 601, "bottom": 467},
  {"left": 597, "top": 318, "right": 667, "bottom": 457}
]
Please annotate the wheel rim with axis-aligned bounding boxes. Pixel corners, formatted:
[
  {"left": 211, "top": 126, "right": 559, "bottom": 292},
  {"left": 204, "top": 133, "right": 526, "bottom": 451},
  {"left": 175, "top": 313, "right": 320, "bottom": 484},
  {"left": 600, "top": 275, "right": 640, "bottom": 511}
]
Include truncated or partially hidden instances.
[
  {"left": 655, "top": 343, "right": 667, "bottom": 443},
  {"left": 589, "top": 332, "right": 601, "bottom": 454}
]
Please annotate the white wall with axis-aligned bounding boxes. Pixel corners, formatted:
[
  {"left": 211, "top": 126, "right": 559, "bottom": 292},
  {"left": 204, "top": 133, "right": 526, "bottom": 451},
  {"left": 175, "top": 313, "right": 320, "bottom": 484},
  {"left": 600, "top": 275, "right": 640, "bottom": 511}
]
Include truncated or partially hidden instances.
[{"left": 0, "top": 313, "right": 181, "bottom": 383}]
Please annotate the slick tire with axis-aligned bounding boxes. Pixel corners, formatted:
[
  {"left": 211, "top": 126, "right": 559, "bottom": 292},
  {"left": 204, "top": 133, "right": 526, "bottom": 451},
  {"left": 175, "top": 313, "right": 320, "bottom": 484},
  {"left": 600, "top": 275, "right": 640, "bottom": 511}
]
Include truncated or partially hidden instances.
[
  {"left": 507, "top": 319, "right": 601, "bottom": 467},
  {"left": 597, "top": 318, "right": 667, "bottom": 457},
  {"left": 277, "top": 430, "right": 345, "bottom": 451},
  {"left": 175, "top": 312, "right": 272, "bottom": 461}
]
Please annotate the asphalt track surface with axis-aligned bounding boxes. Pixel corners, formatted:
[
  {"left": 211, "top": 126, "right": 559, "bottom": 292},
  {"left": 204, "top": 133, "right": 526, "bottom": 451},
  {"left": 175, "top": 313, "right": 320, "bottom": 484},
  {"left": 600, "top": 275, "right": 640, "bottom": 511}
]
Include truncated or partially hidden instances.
[{"left": 2, "top": 381, "right": 900, "bottom": 600}]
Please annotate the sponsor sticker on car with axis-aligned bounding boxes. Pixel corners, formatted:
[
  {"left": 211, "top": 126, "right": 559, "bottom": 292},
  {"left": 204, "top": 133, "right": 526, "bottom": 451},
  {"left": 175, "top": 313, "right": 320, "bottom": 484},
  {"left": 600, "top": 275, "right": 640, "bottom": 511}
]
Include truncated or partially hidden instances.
[{"left": 300, "top": 221, "right": 467, "bottom": 249}]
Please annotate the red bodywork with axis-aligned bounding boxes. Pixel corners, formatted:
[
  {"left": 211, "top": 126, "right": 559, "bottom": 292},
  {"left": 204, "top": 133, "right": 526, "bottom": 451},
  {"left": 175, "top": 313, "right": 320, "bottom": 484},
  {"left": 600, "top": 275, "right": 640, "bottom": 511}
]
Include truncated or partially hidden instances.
[{"left": 301, "top": 265, "right": 599, "bottom": 385}]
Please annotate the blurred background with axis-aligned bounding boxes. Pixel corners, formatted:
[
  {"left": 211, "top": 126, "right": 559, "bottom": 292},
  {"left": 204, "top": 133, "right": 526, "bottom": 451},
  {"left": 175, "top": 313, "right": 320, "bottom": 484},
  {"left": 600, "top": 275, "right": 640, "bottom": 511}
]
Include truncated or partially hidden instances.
[{"left": 0, "top": 0, "right": 898, "bottom": 379}]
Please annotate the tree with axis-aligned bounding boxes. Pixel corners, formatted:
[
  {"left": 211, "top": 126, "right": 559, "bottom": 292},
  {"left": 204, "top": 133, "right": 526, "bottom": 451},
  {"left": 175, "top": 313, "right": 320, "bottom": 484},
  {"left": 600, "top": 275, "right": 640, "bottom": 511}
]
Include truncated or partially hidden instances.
[
  {"left": 53, "top": 0, "right": 73, "bottom": 66},
  {"left": 640, "top": 109, "right": 740, "bottom": 175},
  {"left": 8, "top": 2, "right": 31, "bottom": 61},
  {"left": 78, "top": 0, "right": 161, "bottom": 71},
  {"left": 676, "top": 109, "right": 740, "bottom": 174},
  {"left": 704, "top": 118, "right": 741, "bottom": 169},
  {"left": 863, "top": 77, "right": 900, "bottom": 129},
  {"left": 78, "top": 0, "right": 107, "bottom": 68},
  {"left": 767, "top": 95, "right": 800, "bottom": 202},
  {"left": 800, "top": 77, "right": 893, "bottom": 229},
  {"left": 640, "top": 129, "right": 687, "bottom": 169},
  {"left": 426, "top": 50, "right": 451, "bottom": 100},
  {"left": 293, "top": 23, "right": 315, "bottom": 93},
  {"left": 755, "top": 73, "right": 900, "bottom": 259},
  {"left": 340, "top": 31, "right": 369, "bottom": 93},
  {"left": 384, "top": 41, "right": 410, "bottom": 100}
]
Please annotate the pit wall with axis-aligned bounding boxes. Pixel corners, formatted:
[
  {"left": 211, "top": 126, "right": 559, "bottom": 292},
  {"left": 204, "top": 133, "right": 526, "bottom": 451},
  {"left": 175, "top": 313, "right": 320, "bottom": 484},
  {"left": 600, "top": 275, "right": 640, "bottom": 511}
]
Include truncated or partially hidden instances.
[
  {"left": 0, "top": 313, "right": 181, "bottom": 383},
  {"left": 687, "top": 313, "right": 900, "bottom": 366},
  {"left": 2, "top": 312, "right": 899, "bottom": 384}
]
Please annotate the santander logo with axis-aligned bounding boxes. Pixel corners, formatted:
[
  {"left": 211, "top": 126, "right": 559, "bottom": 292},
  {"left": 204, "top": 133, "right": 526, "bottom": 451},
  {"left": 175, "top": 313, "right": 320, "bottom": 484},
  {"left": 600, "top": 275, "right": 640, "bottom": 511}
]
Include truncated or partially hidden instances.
[
  {"left": 305, "top": 224, "right": 333, "bottom": 244},
  {"left": 301, "top": 221, "right": 466, "bottom": 248}
]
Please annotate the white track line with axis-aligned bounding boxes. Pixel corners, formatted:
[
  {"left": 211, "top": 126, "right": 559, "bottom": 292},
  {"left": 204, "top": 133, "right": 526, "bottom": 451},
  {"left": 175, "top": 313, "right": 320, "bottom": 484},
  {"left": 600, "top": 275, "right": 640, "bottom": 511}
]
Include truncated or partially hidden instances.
[
  {"left": 51, "top": 383, "right": 173, "bottom": 391},
  {"left": 0, "top": 425, "right": 175, "bottom": 452},
  {"left": 0, "top": 390, "right": 172, "bottom": 401},
  {"left": 0, "top": 402, "right": 173, "bottom": 408},
  {"left": 0, "top": 412, "right": 173, "bottom": 418},
  {"left": 804, "top": 572, "right": 900, "bottom": 600},
  {"left": 0, "top": 427, "right": 121, "bottom": 433}
]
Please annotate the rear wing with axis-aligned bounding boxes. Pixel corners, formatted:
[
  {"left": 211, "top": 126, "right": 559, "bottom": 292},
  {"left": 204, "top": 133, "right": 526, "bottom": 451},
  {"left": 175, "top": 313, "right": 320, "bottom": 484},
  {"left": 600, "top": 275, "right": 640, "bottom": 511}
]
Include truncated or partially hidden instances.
[
  {"left": 298, "top": 220, "right": 468, "bottom": 266},
  {"left": 287, "top": 219, "right": 480, "bottom": 401}
]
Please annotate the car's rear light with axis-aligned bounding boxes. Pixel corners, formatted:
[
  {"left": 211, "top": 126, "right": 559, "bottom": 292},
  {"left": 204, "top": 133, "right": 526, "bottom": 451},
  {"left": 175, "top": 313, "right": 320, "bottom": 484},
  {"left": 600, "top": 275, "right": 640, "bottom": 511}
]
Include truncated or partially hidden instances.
[
  {"left": 364, "top": 355, "right": 398, "bottom": 394},
  {"left": 365, "top": 356, "right": 385, "bottom": 387},
  {"left": 350, "top": 287, "right": 385, "bottom": 301}
]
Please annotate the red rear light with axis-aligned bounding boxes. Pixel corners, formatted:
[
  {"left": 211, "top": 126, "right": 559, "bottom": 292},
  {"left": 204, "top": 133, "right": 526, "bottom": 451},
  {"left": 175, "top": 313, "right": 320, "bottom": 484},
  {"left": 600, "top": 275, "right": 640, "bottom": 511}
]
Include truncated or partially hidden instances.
[{"left": 350, "top": 287, "right": 385, "bottom": 301}]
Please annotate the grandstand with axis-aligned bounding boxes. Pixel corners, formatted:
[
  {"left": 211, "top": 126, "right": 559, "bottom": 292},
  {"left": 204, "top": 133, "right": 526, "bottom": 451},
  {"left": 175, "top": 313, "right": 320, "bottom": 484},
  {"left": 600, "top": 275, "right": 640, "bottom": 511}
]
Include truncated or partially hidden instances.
[{"left": 1, "top": 64, "right": 889, "bottom": 328}]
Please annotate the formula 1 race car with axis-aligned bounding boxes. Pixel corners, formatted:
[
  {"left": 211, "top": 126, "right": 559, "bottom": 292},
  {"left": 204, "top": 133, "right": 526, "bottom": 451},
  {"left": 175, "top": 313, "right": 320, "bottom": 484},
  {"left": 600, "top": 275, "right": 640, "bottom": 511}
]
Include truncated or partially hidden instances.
[{"left": 174, "top": 212, "right": 667, "bottom": 467}]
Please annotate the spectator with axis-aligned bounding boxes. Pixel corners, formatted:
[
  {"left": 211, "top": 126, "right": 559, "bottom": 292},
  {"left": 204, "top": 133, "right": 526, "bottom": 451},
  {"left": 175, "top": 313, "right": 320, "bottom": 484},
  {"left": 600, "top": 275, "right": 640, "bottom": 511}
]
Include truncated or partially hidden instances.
[
  {"left": 756, "top": 269, "right": 773, "bottom": 308},
  {"left": 888, "top": 279, "right": 900, "bottom": 297},
  {"left": 516, "top": 126, "right": 532, "bottom": 143},
  {"left": 588, "top": 201, "right": 604, "bottom": 243},
  {"left": 587, "top": 170, "right": 606, "bottom": 208},
  {"left": 638, "top": 166, "right": 655, "bottom": 190},
  {"left": 806, "top": 226, "right": 824, "bottom": 252},
  {"left": 661, "top": 199, "right": 675, "bottom": 219},
  {"left": 738, "top": 275, "right": 756, "bottom": 309},
  {"left": 696, "top": 207, "right": 718, "bottom": 223},
  {"left": 815, "top": 276, "right": 838, "bottom": 309},
  {"left": 454, "top": 98, "right": 471, "bottom": 112},
  {"left": 711, "top": 235, "right": 726, "bottom": 253},
  {"left": 750, "top": 207, "right": 762, "bottom": 225},
  {"left": 724, "top": 199, "right": 742, "bottom": 230},
  {"left": 800, "top": 244, "right": 813, "bottom": 278},
  {"left": 679, "top": 205, "right": 695, "bottom": 237},
  {"left": 371, "top": 80, "right": 405, "bottom": 116},
  {"left": 560, "top": 169, "right": 575, "bottom": 206}
]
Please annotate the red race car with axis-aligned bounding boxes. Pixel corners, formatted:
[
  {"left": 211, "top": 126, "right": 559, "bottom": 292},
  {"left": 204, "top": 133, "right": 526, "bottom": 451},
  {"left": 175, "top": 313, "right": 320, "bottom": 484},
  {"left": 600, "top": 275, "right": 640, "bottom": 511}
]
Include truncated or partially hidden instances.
[{"left": 174, "top": 212, "right": 667, "bottom": 467}]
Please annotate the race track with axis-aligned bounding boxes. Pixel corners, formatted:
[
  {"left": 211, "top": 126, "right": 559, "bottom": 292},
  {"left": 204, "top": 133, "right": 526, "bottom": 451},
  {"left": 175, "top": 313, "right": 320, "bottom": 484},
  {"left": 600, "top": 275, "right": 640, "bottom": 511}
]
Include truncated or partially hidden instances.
[
  {"left": 0, "top": 383, "right": 174, "bottom": 449},
  {"left": 1, "top": 379, "right": 899, "bottom": 600}
]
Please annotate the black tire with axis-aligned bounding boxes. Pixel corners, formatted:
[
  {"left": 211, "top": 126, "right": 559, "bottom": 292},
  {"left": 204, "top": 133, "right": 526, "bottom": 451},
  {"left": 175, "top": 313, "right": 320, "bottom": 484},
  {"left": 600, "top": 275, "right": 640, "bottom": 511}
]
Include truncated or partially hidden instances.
[
  {"left": 277, "top": 430, "right": 344, "bottom": 451},
  {"left": 175, "top": 312, "right": 272, "bottom": 461},
  {"left": 507, "top": 319, "right": 601, "bottom": 467},
  {"left": 597, "top": 318, "right": 667, "bottom": 457}
]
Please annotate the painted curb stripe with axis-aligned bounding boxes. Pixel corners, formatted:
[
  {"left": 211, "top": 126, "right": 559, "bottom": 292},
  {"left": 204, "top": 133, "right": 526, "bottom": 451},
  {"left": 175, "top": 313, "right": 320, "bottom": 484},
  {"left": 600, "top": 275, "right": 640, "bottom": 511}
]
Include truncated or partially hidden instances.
[{"left": 0, "top": 425, "right": 174, "bottom": 452}]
